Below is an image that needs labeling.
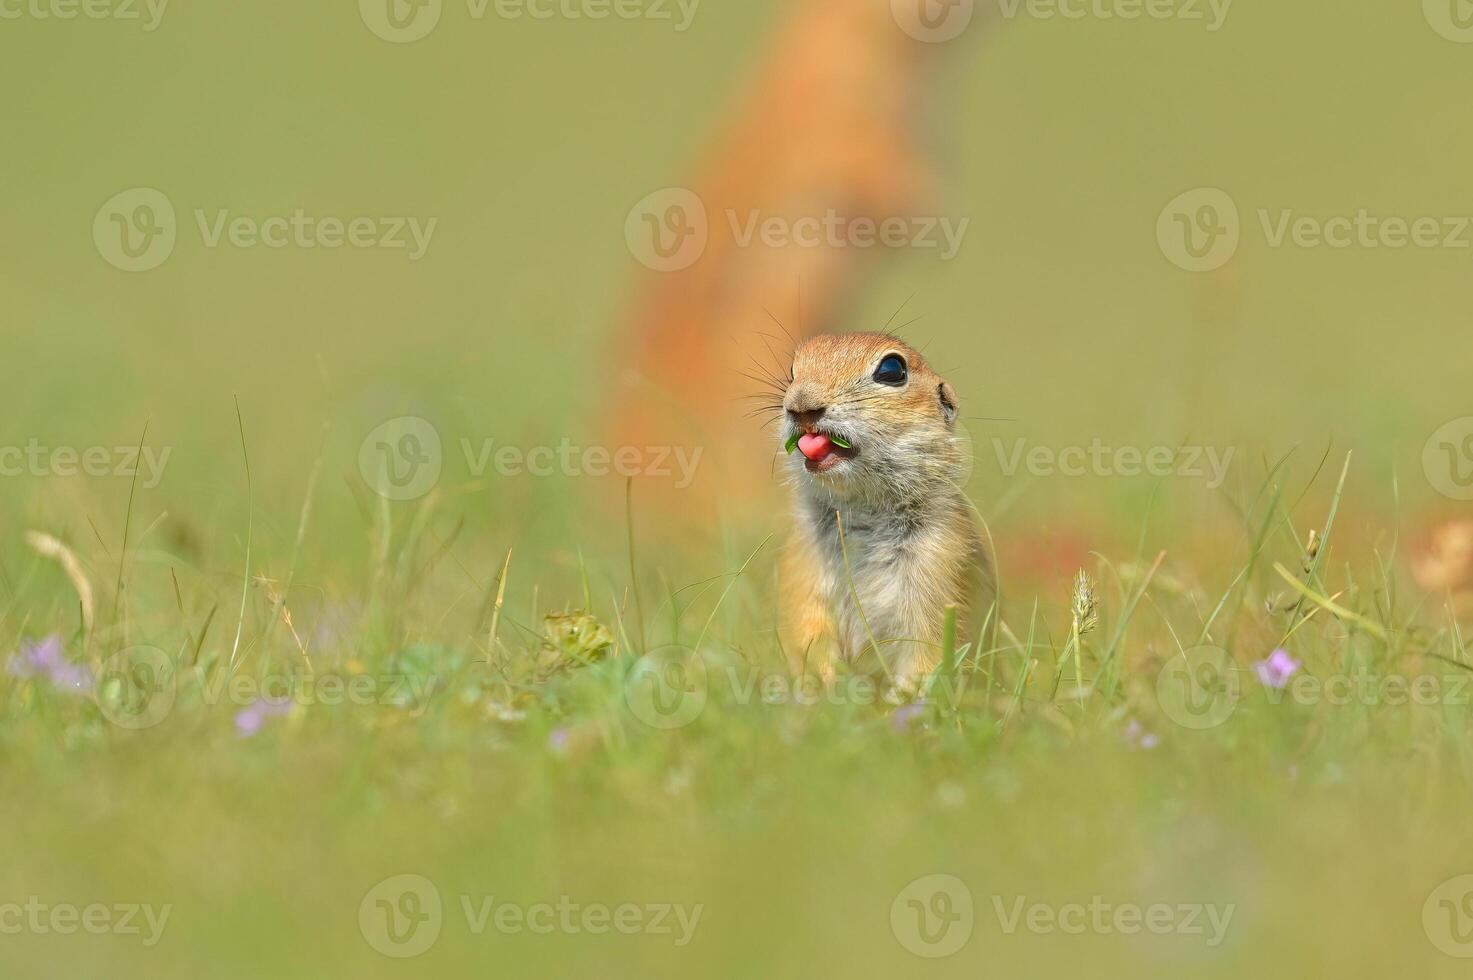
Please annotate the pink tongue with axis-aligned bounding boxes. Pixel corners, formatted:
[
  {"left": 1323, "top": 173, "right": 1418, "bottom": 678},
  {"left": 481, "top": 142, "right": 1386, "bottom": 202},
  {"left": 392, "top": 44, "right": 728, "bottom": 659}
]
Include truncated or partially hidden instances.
[{"left": 798, "top": 433, "right": 834, "bottom": 461}]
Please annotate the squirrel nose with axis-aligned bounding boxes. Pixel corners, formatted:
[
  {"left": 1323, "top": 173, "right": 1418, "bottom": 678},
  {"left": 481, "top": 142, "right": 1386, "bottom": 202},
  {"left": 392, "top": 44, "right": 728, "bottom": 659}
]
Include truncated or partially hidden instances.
[
  {"left": 787, "top": 407, "right": 827, "bottom": 432},
  {"left": 784, "top": 381, "right": 827, "bottom": 423}
]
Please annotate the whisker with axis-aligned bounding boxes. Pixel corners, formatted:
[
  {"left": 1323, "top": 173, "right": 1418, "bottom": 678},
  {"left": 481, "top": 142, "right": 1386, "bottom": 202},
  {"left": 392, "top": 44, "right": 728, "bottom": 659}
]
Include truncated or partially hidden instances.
[
  {"left": 735, "top": 369, "right": 787, "bottom": 394},
  {"left": 882, "top": 292, "right": 916, "bottom": 332},
  {"left": 754, "top": 332, "right": 795, "bottom": 384},
  {"left": 747, "top": 356, "right": 788, "bottom": 392},
  {"left": 761, "top": 306, "right": 799, "bottom": 350}
]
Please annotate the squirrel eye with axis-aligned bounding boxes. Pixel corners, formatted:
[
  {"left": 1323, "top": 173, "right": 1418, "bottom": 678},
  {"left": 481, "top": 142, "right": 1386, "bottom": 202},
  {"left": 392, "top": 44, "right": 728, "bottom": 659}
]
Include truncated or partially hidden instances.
[{"left": 872, "top": 354, "right": 908, "bottom": 386}]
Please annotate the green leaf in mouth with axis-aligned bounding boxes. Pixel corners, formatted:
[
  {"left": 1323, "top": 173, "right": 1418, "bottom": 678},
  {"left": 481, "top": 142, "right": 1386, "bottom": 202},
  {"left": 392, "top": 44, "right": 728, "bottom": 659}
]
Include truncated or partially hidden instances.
[{"left": 787, "top": 433, "right": 853, "bottom": 454}]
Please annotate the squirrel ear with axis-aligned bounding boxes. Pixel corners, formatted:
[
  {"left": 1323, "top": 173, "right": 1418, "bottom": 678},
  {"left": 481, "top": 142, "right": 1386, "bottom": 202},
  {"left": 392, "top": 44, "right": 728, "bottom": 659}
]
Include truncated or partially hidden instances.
[{"left": 937, "top": 382, "right": 958, "bottom": 424}]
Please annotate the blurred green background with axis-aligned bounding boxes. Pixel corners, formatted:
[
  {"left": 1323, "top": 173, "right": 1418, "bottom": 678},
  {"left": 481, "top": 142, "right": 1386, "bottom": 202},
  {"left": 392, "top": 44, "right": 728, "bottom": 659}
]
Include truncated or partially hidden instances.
[
  {"left": 4, "top": 1, "right": 1473, "bottom": 977},
  {"left": 3, "top": 0, "right": 1471, "bottom": 526}
]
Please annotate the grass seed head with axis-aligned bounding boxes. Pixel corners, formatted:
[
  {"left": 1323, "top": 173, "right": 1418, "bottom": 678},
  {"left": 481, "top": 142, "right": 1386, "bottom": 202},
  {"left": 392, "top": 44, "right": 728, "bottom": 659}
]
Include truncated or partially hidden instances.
[{"left": 1071, "top": 570, "right": 1099, "bottom": 636}]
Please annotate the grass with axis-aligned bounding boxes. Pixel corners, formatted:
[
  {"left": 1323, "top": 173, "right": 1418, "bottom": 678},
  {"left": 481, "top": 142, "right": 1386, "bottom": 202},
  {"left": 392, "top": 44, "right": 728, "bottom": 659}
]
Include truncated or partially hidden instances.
[{"left": 3, "top": 440, "right": 1473, "bottom": 979}]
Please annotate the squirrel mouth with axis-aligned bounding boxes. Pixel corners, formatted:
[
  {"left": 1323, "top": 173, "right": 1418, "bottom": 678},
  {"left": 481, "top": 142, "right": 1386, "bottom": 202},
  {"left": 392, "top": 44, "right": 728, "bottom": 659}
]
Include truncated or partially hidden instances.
[{"left": 791, "top": 431, "right": 858, "bottom": 473}]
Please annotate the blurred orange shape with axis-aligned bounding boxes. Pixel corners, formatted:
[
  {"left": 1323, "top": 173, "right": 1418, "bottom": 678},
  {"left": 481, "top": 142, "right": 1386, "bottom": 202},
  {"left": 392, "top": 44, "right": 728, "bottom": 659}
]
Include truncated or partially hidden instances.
[{"left": 1412, "top": 518, "right": 1473, "bottom": 594}]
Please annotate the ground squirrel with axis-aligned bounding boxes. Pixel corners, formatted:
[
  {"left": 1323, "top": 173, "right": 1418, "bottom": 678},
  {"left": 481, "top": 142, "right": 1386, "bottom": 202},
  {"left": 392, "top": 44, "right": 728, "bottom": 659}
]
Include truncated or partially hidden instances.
[{"left": 777, "top": 333, "right": 992, "bottom": 693}]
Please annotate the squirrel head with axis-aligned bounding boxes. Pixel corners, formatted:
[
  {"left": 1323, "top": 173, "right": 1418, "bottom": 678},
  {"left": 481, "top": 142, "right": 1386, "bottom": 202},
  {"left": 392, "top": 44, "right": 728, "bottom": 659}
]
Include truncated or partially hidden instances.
[{"left": 780, "top": 333, "right": 965, "bottom": 500}]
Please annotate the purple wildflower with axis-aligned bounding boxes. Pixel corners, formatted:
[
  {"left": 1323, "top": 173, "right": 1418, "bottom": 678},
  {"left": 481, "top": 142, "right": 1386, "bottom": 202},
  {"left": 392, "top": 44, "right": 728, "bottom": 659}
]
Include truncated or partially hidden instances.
[
  {"left": 234, "top": 697, "right": 293, "bottom": 738},
  {"left": 1254, "top": 649, "right": 1300, "bottom": 690},
  {"left": 1123, "top": 718, "right": 1159, "bottom": 750},
  {"left": 310, "top": 601, "right": 364, "bottom": 663},
  {"left": 890, "top": 703, "right": 926, "bottom": 732},
  {"left": 547, "top": 727, "right": 571, "bottom": 752},
  {"left": 8, "top": 635, "right": 91, "bottom": 695}
]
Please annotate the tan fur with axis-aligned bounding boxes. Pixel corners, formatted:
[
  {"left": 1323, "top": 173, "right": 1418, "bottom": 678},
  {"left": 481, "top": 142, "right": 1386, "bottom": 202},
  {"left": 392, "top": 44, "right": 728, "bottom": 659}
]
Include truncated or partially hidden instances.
[{"left": 778, "top": 333, "right": 992, "bottom": 693}]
